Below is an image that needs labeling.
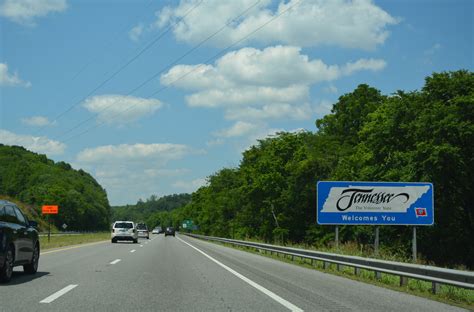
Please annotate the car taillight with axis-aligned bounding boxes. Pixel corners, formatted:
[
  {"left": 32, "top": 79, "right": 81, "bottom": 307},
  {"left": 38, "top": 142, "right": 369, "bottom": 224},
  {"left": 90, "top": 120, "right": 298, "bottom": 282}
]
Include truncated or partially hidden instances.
[
  {"left": 112, "top": 229, "right": 115, "bottom": 233},
  {"left": 133, "top": 229, "right": 136, "bottom": 233}
]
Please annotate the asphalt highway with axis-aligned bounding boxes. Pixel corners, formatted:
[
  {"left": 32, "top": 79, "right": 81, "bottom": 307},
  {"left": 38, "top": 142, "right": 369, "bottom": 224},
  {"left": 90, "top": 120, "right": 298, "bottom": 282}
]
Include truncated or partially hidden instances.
[{"left": 0, "top": 234, "right": 468, "bottom": 312}]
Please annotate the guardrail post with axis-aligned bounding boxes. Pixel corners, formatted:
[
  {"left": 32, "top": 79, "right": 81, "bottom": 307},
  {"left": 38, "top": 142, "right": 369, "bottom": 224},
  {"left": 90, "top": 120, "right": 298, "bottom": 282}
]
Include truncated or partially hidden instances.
[
  {"left": 337, "top": 264, "right": 343, "bottom": 271},
  {"left": 354, "top": 267, "right": 360, "bottom": 276},
  {"left": 375, "top": 271, "right": 382, "bottom": 280},
  {"left": 400, "top": 276, "right": 408, "bottom": 286},
  {"left": 324, "top": 261, "right": 330, "bottom": 270},
  {"left": 432, "top": 282, "right": 440, "bottom": 294}
]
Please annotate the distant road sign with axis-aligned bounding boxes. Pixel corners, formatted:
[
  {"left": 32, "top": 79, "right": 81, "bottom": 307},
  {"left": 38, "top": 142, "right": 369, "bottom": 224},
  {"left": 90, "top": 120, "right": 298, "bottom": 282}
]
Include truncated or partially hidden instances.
[
  {"left": 42, "top": 205, "right": 59, "bottom": 214},
  {"left": 317, "top": 181, "right": 434, "bottom": 225}
]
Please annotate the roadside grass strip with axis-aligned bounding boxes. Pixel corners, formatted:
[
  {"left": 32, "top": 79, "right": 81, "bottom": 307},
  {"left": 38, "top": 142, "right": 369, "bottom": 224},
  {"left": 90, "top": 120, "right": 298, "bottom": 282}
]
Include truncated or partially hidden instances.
[{"left": 40, "top": 232, "right": 110, "bottom": 250}]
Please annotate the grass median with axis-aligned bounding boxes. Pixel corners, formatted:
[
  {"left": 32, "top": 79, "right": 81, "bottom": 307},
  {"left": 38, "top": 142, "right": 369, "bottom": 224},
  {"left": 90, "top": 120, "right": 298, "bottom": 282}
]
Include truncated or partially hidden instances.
[{"left": 39, "top": 232, "right": 110, "bottom": 250}]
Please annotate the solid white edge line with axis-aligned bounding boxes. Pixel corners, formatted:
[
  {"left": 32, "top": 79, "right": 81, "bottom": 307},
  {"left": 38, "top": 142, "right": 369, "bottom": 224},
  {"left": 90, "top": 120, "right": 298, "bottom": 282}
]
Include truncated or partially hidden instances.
[
  {"left": 110, "top": 259, "right": 121, "bottom": 264},
  {"left": 177, "top": 236, "right": 303, "bottom": 312},
  {"left": 40, "top": 284, "right": 78, "bottom": 303}
]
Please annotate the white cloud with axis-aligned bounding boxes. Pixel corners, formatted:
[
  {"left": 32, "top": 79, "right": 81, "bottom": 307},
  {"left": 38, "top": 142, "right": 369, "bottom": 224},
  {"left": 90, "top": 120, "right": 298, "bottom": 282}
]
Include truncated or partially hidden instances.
[
  {"left": 82, "top": 94, "right": 163, "bottom": 125},
  {"left": 77, "top": 143, "right": 193, "bottom": 164},
  {"left": 144, "top": 168, "right": 189, "bottom": 178},
  {"left": 206, "top": 138, "right": 225, "bottom": 147},
  {"left": 155, "top": 0, "right": 397, "bottom": 50},
  {"left": 0, "top": 0, "right": 67, "bottom": 26},
  {"left": 186, "top": 85, "right": 309, "bottom": 108},
  {"left": 161, "top": 46, "right": 385, "bottom": 121},
  {"left": 324, "top": 85, "right": 338, "bottom": 94},
  {"left": 341, "top": 58, "right": 387, "bottom": 75},
  {"left": 423, "top": 43, "right": 442, "bottom": 65},
  {"left": 172, "top": 178, "right": 207, "bottom": 193},
  {"left": 129, "top": 23, "right": 144, "bottom": 42},
  {"left": 75, "top": 143, "right": 201, "bottom": 205},
  {"left": 21, "top": 116, "right": 55, "bottom": 127},
  {"left": 225, "top": 102, "right": 314, "bottom": 121},
  {"left": 214, "top": 121, "right": 259, "bottom": 138},
  {"left": 0, "top": 129, "right": 65, "bottom": 155},
  {"left": 0, "top": 63, "right": 31, "bottom": 87}
]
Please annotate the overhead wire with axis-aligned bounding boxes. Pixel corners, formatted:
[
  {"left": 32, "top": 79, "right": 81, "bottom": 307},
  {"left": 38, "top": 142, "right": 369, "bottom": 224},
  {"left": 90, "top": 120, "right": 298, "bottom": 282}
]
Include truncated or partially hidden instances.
[
  {"left": 34, "top": 0, "right": 204, "bottom": 137},
  {"left": 58, "top": 0, "right": 303, "bottom": 143},
  {"left": 53, "top": 0, "right": 263, "bottom": 141},
  {"left": 33, "top": 0, "right": 157, "bottom": 136}
]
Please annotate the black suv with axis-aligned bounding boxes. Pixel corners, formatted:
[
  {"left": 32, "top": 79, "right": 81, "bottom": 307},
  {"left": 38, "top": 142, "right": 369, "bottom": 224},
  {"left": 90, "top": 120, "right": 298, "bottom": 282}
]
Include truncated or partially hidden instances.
[
  {"left": 0, "top": 200, "right": 40, "bottom": 283},
  {"left": 164, "top": 227, "right": 175, "bottom": 237}
]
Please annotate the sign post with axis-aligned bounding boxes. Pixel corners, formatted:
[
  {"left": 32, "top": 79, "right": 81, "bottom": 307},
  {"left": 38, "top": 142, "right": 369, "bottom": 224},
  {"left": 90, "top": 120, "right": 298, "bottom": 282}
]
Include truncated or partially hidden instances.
[
  {"left": 412, "top": 226, "right": 417, "bottom": 263},
  {"left": 42, "top": 205, "right": 59, "bottom": 242},
  {"left": 374, "top": 226, "right": 380, "bottom": 256},
  {"left": 317, "top": 181, "right": 434, "bottom": 258}
]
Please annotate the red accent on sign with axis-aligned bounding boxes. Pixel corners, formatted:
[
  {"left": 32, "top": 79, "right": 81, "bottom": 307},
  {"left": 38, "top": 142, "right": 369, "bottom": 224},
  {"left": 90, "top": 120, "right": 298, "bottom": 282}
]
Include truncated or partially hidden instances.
[
  {"left": 415, "top": 207, "right": 427, "bottom": 217},
  {"left": 42, "top": 205, "right": 59, "bottom": 214}
]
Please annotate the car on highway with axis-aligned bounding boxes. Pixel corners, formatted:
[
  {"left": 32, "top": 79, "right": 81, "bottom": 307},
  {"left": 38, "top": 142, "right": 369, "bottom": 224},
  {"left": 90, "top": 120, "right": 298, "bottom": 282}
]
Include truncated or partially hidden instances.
[
  {"left": 0, "top": 200, "right": 40, "bottom": 283},
  {"left": 136, "top": 223, "right": 149, "bottom": 239},
  {"left": 164, "top": 227, "right": 175, "bottom": 237},
  {"left": 152, "top": 226, "right": 162, "bottom": 234},
  {"left": 111, "top": 221, "right": 138, "bottom": 243}
]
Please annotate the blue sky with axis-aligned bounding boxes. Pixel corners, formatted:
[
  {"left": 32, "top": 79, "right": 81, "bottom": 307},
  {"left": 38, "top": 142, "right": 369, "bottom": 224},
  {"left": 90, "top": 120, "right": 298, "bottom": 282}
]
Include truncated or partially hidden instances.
[{"left": 0, "top": 0, "right": 472, "bottom": 205}]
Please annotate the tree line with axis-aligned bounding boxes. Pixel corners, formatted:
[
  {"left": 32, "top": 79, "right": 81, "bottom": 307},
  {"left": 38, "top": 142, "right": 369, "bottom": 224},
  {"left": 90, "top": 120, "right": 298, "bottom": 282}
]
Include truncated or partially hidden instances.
[
  {"left": 111, "top": 193, "right": 191, "bottom": 226},
  {"left": 165, "top": 70, "right": 473, "bottom": 268},
  {"left": 0, "top": 145, "right": 111, "bottom": 231}
]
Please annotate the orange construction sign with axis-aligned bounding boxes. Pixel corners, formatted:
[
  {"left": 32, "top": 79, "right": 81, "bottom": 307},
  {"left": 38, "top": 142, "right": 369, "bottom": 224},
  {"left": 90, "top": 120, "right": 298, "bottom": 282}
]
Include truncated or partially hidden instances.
[{"left": 42, "top": 205, "right": 59, "bottom": 214}]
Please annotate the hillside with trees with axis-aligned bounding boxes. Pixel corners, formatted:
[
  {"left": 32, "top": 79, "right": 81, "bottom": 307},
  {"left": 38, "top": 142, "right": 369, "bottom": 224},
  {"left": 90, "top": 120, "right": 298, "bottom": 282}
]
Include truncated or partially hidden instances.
[
  {"left": 166, "top": 70, "right": 473, "bottom": 269},
  {"left": 0, "top": 145, "right": 111, "bottom": 231},
  {"left": 112, "top": 193, "right": 191, "bottom": 226}
]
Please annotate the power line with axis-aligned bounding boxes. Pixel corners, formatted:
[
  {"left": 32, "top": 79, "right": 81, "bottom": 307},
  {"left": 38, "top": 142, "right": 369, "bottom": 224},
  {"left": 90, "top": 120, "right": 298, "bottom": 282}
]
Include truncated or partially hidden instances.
[
  {"left": 62, "top": 0, "right": 303, "bottom": 144},
  {"left": 62, "top": 0, "right": 302, "bottom": 143},
  {"left": 35, "top": 0, "right": 204, "bottom": 137},
  {"left": 54, "top": 0, "right": 263, "bottom": 141},
  {"left": 69, "top": 0, "right": 157, "bottom": 82},
  {"left": 33, "top": 0, "right": 157, "bottom": 136}
]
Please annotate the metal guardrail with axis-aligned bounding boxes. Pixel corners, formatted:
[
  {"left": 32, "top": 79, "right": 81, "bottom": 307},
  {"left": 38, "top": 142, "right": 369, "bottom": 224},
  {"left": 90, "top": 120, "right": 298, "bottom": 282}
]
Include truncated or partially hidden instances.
[{"left": 184, "top": 233, "right": 474, "bottom": 294}]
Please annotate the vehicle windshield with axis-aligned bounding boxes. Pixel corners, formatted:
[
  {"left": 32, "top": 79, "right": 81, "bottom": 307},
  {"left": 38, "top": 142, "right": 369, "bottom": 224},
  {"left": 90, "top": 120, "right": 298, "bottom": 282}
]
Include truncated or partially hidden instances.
[
  {"left": 114, "top": 222, "right": 133, "bottom": 229},
  {"left": 136, "top": 224, "right": 147, "bottom": 230}
]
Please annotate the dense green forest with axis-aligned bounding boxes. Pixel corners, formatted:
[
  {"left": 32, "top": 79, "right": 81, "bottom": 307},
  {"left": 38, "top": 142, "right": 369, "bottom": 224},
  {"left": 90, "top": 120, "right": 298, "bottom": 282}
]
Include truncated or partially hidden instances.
[
  {"left": 111, "top": 193, "right": 191, "bottom": 226},
  {"left": 0, "top": 145, "right": 110, "bottom": 231},
  {"left": 162, "top": 70, "right": 473, "bottom": 268}
]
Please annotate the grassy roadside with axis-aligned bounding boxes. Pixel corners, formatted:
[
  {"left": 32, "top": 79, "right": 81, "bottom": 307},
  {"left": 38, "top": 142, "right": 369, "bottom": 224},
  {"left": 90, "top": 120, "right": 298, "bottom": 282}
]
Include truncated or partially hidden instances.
[
  {"left": 39, "top": 232, "right": 110, "bottom": 250},
  {"left": 205, "top": 239, "right": 474, "bottom": 310}
]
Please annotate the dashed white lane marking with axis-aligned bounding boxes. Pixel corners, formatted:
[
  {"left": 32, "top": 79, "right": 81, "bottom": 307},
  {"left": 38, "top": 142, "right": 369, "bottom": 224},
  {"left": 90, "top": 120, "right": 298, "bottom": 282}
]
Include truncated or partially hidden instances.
[
  {"left": 110, "top": 259, "right": 121, "bottom": 265},
  {"left": 130, "top": 250, "right": 136, "bottom": 253},
  {"left": 140, "top": 245, "right": 144, "bottom": 247},
  {"left": 40, "top": 284, "right": 78, "bottom": 303},
  {"left": 177, "top": 237, "right": 303, "bottom": 312}
]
